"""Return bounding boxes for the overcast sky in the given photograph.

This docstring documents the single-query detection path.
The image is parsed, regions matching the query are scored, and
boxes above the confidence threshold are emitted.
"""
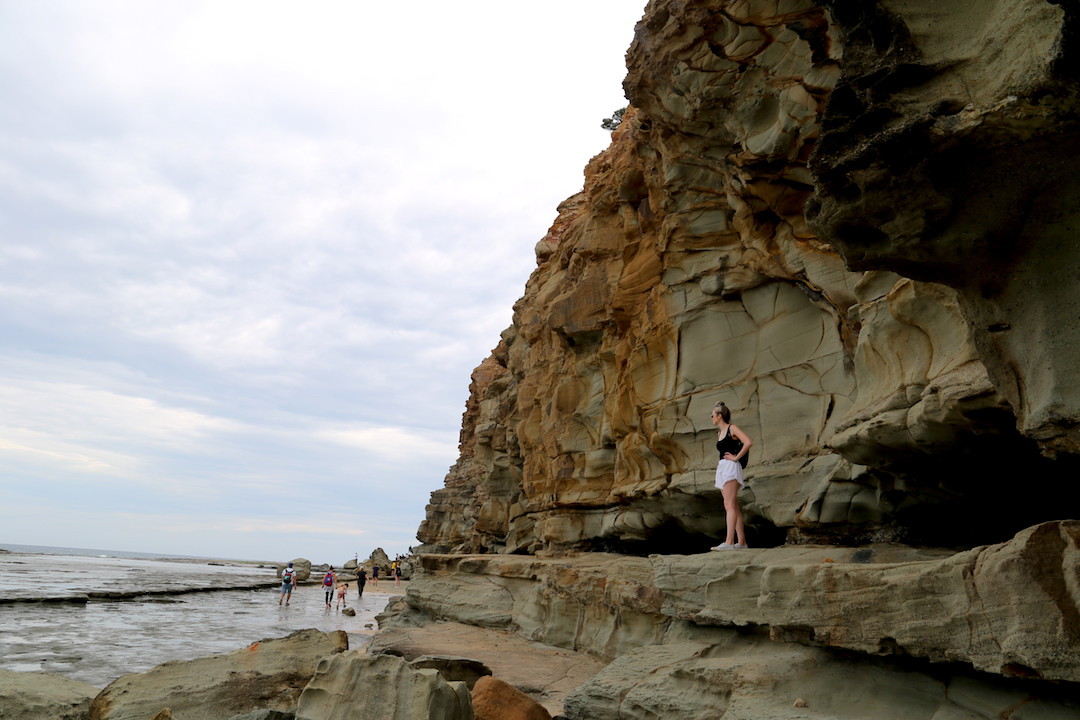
[0,1,644,563]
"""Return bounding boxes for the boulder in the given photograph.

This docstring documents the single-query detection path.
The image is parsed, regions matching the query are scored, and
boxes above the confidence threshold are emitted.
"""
[87,629,347,720]
[0,669,98,720]
[294,652,472,720]
[289,559,312,583]
[370,548,390,570]
[471,676,550,720]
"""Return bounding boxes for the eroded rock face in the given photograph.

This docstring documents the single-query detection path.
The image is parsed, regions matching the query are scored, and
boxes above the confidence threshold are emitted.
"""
[409,0,1080,713]
[403,522,1080,683]
[807,0,1080,458]
[563,640,1080,720]
[0,669,98,720]
[384,522,1080,714]
[87,629,347,720]
[366,621,607,716]
[419,0,1080,557]
[295,653,472,720]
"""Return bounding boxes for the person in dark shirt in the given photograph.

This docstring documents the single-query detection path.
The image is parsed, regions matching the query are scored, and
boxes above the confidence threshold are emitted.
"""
[356,567,367,598]
[711,401,753,550]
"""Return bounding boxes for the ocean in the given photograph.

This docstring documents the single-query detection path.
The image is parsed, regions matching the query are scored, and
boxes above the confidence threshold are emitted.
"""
[0,543,398,688]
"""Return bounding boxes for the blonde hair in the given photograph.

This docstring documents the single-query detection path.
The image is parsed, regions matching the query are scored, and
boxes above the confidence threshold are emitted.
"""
[713,401,731,422]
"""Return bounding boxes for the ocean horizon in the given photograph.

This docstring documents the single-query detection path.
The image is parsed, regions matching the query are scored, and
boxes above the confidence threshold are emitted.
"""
[0,542,277,564]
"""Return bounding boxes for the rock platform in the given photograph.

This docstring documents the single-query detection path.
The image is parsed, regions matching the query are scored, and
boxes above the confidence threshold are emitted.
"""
[368,619,607,716]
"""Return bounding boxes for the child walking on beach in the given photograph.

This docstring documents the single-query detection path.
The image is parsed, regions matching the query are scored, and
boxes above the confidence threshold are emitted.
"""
[335,582,348,610]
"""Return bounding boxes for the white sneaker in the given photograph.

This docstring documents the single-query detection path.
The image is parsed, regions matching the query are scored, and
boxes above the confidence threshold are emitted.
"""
[734,543,748,549]
[711,543,736,551]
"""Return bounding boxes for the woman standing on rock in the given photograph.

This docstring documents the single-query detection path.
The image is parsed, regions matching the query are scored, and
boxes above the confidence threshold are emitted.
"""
[711,401,752,550]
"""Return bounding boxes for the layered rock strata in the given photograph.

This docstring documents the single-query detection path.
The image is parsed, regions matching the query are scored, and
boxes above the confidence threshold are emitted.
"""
[808,0,1080,459]
[419,0,1080,557]
[295,653,472,720]
[381,522,1080,715]
[408,0,1080,716]
[420,0,1080,560]
[366,620,607,716]
[87,629,347,720]
[402,522,1080,683]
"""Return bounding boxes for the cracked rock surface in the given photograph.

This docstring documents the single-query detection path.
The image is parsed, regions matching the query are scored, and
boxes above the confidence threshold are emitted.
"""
[403,0,1080,717]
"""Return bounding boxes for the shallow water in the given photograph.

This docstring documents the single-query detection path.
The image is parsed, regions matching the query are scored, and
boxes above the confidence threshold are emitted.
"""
[0,552,400,687]
[0,550,272,600]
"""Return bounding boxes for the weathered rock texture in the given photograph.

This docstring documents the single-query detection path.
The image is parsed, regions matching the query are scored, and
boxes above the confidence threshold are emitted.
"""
[808,0,1080,460]
[295,653,472,720]
[403,522,1080,683]
[382,524,1080,716]
[416,0,1080,561]
[563,640,1079,720]
[470,676,551,720]
[0,669,98,720]
[280,559,311,583]
[367,619,607,715]
[420,0,1080,560]
[87,629,347,720]
[401,0,1080,718]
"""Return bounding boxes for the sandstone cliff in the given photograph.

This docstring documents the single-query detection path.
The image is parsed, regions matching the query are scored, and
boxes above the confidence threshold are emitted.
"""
[397,0,1080,717]
[421,0,1080,559]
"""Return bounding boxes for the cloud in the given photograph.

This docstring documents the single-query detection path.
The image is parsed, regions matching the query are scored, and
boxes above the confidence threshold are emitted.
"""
[0,435,133,476]
[233,517,367,539]
[0,377,240,450]
[0,0,645,560]
[316,425,458,462]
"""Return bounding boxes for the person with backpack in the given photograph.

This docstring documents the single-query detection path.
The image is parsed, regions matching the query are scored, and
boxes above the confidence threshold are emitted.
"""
[322,567,337,608]
[710,401,753,550]
[279,562,297,606]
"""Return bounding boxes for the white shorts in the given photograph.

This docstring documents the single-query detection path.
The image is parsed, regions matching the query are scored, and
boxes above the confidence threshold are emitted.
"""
[715,459,745,489]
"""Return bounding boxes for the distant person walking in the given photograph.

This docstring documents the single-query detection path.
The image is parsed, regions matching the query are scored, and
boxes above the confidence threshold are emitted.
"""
[279,562,297,606]
[356,567,367,598]
[322,567,337,608]
[711,401,753,550]
[371,564,379,586]
[393,562,402,587]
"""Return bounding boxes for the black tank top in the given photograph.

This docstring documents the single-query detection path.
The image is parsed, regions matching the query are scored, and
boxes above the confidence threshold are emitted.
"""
[716,427,749,468]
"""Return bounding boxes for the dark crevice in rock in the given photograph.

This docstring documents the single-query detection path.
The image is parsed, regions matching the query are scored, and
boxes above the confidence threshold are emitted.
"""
[1047,0,1080,80]
[824,646,1080,707]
